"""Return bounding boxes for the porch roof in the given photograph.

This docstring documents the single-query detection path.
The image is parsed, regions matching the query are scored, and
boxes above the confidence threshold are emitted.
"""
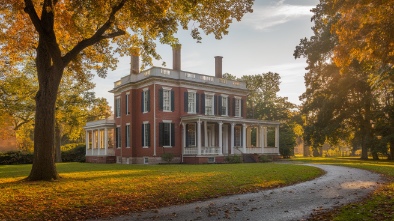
[180,115,280,126]
[84,116,115,130]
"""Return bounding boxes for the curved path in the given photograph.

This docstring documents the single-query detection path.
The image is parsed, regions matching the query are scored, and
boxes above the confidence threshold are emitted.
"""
[97,164,383,221]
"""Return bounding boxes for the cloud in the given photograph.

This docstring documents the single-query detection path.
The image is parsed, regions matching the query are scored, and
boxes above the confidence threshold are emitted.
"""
[243,1,314,31]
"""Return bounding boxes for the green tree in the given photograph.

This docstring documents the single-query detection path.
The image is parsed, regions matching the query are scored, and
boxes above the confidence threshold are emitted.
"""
[294,1,388,160]
[0,0,253,180]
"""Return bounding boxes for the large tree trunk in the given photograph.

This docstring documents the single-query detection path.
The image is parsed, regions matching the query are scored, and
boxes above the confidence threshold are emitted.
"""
[28,88,59,181]
[27,34,63,181]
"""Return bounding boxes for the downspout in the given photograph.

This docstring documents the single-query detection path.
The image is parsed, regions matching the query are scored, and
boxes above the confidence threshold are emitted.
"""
[154,83,156,156]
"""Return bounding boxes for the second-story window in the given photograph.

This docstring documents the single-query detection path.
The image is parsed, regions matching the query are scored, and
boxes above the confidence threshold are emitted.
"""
[234,97,242,117]
[221,96,228,116]
[163,89,171,111]
[115,96,121,117]
[125,93,129,115]
[142,89,150,113]
[159,87,174,112]
[205,94,214,115]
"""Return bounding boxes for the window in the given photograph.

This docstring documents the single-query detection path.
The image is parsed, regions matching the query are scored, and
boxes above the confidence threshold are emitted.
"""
[186,123,196,147]
[234,98,242,117]
[116,126,121,148]
[94,130,98,149]
[115,96,121,117]
[87,131,92,149]
[221,96,228,116]
[234,126,241,147]
[142,122,150,147]
[125,94,129,115]
[159,88,174,112]
[205,94,214,115]
[159,122,175,147]
[144,157,149,164]
[142,89,150,113]
[163,89,171,111]
[125,124,130,148]
[100,130,105,149]
[184,90,198,113]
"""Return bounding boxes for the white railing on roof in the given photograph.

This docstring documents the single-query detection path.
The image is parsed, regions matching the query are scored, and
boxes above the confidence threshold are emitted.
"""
[113,67,246,89]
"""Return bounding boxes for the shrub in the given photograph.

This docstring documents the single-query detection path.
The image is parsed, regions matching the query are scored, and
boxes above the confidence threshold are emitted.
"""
[0,151,33,165]
[224,155,242,163]
[161,153,174,163]
[61,144,86,162]
[258,155,273,163]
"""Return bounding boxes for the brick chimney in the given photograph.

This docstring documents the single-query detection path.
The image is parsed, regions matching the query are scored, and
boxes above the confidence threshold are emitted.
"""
[172,44,181,71]
[130,47,140,75]
[215,56,223,78]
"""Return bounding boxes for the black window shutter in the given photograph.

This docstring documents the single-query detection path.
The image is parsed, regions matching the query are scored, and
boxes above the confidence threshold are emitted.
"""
[241,99,244,117]
[147,90,150,112]
[184,92,188,112]
[171,90,175,112]
[171,123,175,146]
[196,93,200,113]
[201,94,205,114]
[228,97,230,115]
[185,124,189,147]
[141,124,144,146]
[214,95,218,115]
[147,123,150,147]
[218,96,222,115]
[159,123,163,146]
[141,91,144,112]
[232,97,236,116]
[159,89,163,111]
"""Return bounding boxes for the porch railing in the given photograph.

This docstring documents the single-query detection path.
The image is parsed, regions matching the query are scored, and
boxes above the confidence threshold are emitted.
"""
[183,146,220,155]
[235,146,279,154]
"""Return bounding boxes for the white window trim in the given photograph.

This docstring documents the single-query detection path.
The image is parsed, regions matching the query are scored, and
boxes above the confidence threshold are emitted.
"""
[187,91,196,114]
[115,96,121,118]
[235,98,242,117]
[162,88,172,112]
[205,93,214,116]
[143,89,149,113]
[221,95,228,116]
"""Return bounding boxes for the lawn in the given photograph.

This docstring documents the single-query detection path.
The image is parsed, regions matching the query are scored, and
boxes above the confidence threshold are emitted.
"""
[0,162,322,221]
[292,157,394,221]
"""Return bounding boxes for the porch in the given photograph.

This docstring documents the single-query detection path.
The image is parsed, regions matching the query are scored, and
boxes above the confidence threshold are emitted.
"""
[180,115,280,159]
[84,117,116,163]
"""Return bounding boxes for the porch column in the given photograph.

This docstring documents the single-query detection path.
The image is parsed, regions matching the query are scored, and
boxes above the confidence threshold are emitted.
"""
[182,123,186,151]
[85,131,89,156]
[98,129,101,155]
[275,125,280,150]
[104,128,108,155]
[218,121,223,155]
[197,119,202,155]
[264,127,268,148]
[90,130,94,155]
[204,120,208,147]
[242,124,247,153]
[230,123,235,154]
[260,126,264,153]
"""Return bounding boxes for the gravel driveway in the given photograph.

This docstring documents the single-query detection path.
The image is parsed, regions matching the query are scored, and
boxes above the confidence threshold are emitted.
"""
[94,164,383,221]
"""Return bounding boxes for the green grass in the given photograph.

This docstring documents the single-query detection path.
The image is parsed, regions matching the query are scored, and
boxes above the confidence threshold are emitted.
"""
[292,157,394,221]
[0,162,323,221]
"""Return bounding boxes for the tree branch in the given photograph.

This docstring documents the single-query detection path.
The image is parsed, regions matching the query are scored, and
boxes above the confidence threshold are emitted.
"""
[62,0,128,66]
[23,0,44,35]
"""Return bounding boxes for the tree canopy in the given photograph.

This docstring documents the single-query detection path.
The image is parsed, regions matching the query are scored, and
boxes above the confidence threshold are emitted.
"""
[0,0,253,180]
[295,0,394,160]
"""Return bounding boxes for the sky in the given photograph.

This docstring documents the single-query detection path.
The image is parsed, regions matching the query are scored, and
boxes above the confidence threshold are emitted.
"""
[92,0,319,110]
